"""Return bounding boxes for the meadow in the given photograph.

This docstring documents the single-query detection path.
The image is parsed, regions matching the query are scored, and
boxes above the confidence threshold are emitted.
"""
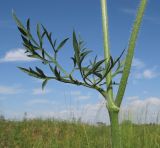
[0,118,159,148]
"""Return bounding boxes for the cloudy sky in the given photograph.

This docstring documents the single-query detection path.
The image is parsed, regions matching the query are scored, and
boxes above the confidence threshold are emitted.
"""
[0,0,160,124]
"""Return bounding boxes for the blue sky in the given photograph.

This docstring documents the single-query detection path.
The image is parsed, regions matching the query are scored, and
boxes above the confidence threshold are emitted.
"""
[0,0,160,123]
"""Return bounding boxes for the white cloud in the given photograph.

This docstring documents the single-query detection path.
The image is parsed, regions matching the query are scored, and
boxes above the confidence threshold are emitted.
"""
[143,16,160,25]
[143,69,158,79]
[5,100,109,124]
[14,95,109,124]
[77,95,91,100]
[0,85,23,95]
[127,97,160,115]
[127,96,139,101]
[121,8,160,25]
[5,95,160,124]
[126,96,160,108]
[132,58,145,69]
[0,48,36,63]
[131,58,159,79]
[134,69,159,79]
[26,99,51,106]
[121,8,136,15]
[32,88,52,95]
[66,90,91,100]
[121,96,160,123]
[70,91,81,96]
[83,103,103,111]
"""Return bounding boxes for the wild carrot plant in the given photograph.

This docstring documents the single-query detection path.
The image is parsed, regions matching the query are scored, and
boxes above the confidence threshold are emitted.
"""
[13,0,148,147]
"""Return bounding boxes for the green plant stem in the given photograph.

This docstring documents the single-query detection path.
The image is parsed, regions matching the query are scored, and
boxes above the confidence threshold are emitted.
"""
[115,0,147,107]
[101,1,121,148]
[101,0,117,111]
[101,0,111,91]
[109,111,120,148]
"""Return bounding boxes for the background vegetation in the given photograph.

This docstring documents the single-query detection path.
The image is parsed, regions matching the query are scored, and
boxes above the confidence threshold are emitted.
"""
[0,117,159,148]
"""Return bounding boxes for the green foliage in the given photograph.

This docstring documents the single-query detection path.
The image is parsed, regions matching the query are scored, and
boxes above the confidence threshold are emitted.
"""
[12,0,148,147]
[0,119,159,148]
[13,11,124,96]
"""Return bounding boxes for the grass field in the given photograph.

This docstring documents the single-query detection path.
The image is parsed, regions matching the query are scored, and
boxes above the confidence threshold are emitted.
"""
[0,118,159,148]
